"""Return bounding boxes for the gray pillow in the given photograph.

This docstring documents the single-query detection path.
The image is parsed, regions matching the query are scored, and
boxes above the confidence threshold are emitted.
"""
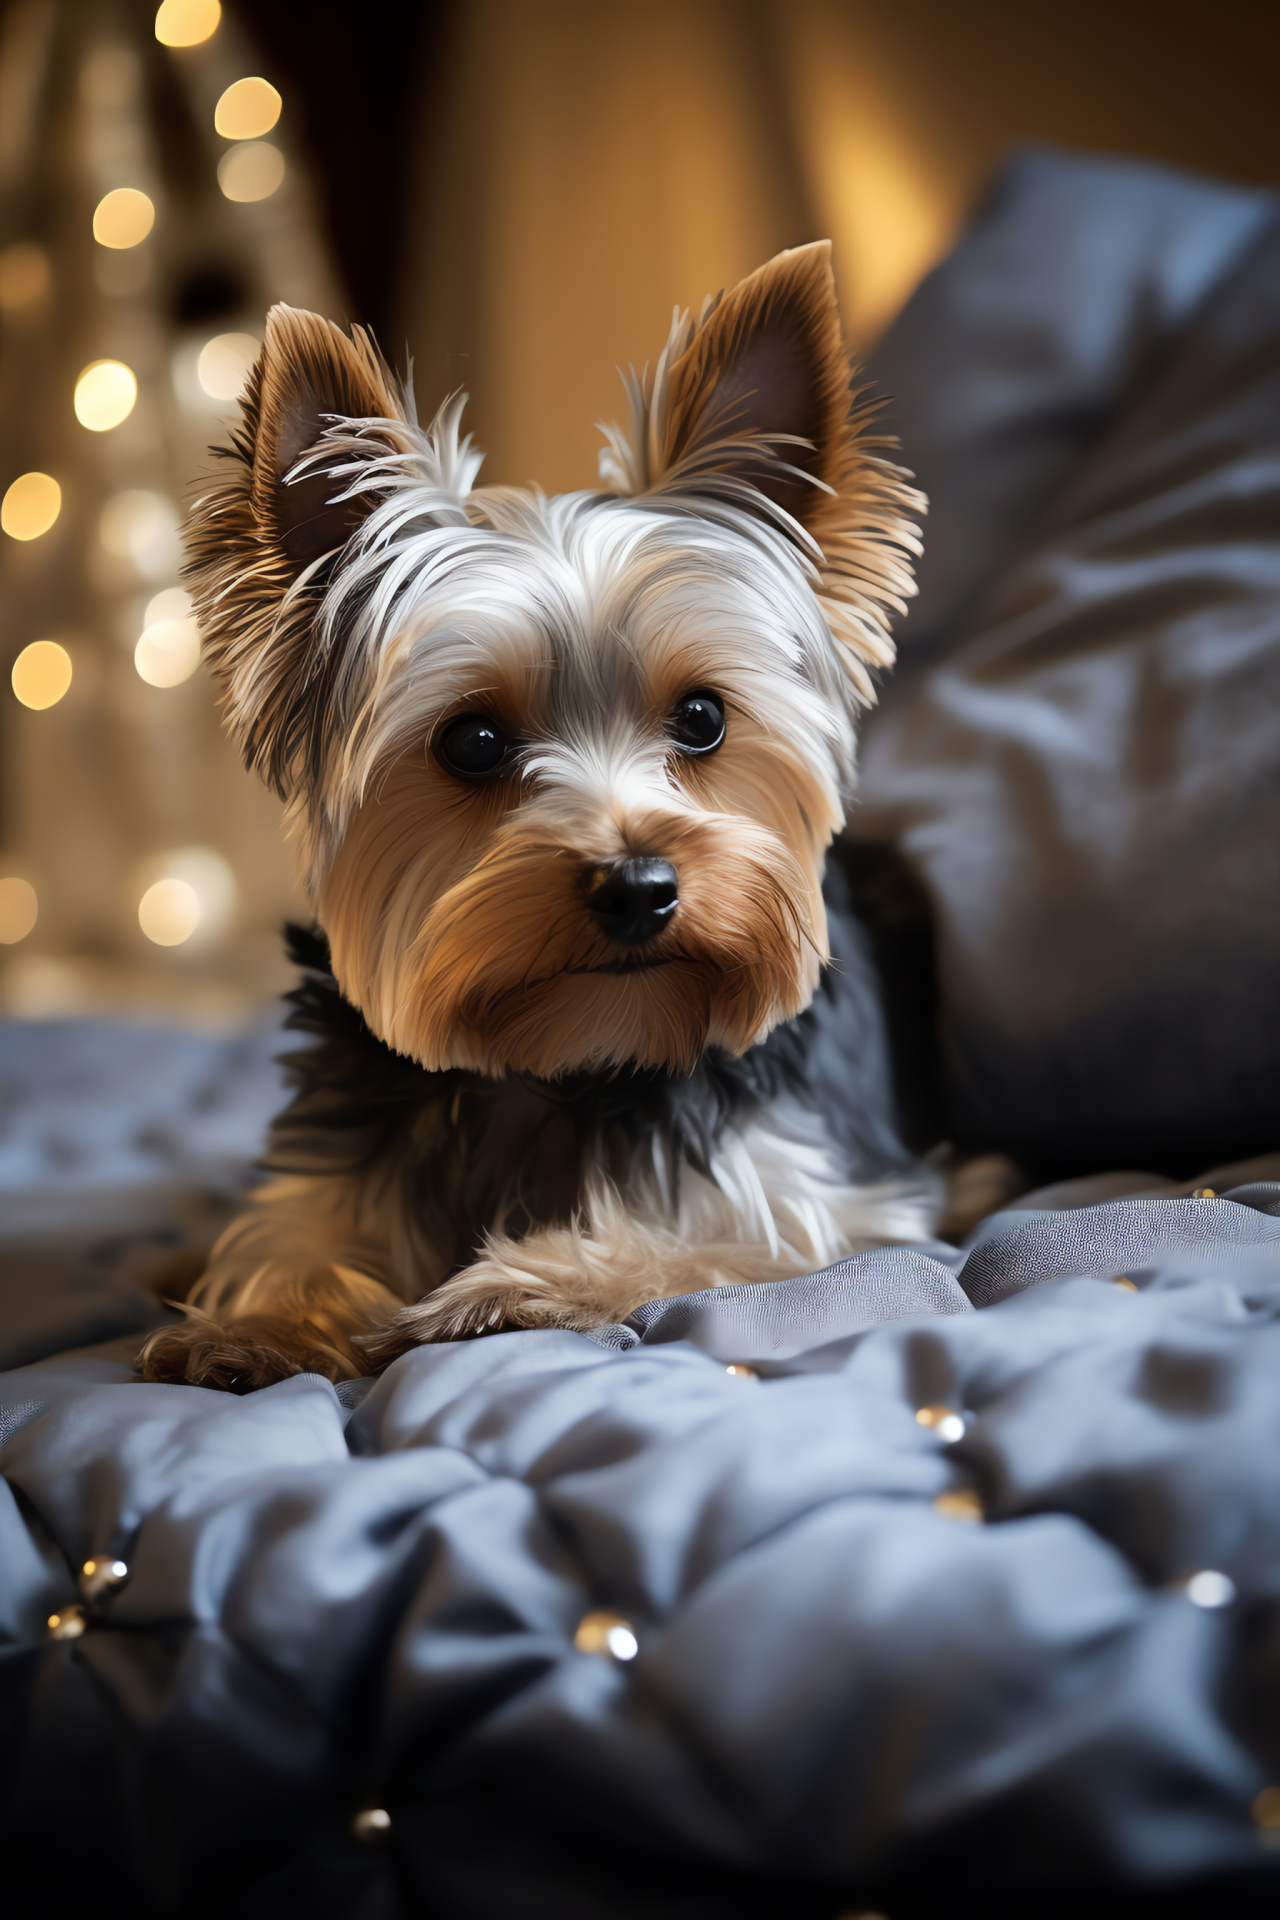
[867,146,1273,677]
[854,166,1280,1176]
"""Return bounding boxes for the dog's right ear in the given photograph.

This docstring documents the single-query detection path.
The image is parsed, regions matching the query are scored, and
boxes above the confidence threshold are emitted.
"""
[185,304,410,796]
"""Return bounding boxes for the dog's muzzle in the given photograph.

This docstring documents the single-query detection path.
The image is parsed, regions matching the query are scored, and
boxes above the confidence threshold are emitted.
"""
[583,857,678,946]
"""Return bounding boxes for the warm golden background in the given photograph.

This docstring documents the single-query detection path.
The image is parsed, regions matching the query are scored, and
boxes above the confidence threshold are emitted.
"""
[0,0,1276,1017]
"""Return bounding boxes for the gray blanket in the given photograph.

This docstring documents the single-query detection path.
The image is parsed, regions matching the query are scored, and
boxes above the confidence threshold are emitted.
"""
[3,1181,1280,1916]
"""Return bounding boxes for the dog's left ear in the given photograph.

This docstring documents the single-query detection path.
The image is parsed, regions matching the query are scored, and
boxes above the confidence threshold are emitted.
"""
[656,241,850,531]
[185,305,412,795]
[603,241,923,691]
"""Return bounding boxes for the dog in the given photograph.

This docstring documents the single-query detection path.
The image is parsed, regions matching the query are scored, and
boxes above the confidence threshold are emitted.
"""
[140,241,936,1393]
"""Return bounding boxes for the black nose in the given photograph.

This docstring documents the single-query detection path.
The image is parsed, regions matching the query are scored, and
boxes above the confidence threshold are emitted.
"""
[584,857,679,946]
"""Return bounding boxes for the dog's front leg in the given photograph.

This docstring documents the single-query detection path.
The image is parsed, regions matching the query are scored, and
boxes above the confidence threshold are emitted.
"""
[138,1173,413,1391]
[357,1191,786,1364]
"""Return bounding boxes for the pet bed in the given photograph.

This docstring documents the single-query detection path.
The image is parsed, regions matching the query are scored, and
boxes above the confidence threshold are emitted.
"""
[4,149,1280,1918]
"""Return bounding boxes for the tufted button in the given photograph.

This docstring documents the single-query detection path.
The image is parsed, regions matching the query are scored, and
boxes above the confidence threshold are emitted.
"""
[79,1555,130,1603]
[1112,1275,1138,1292]
[1190,1187,1217,1200]
[1185,1569,1236,1609]
[915,1404,965,1443]
[46,1605,87,1641]
[933,1488,983,1524]
[574,1609,639,1661]
[725,1363,758,1380]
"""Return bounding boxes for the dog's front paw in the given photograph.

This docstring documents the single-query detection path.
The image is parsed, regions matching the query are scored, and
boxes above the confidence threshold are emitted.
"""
[138,1312,368,1394]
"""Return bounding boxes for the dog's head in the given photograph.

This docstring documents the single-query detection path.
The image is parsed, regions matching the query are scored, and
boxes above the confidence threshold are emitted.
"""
[185,243,921,1077]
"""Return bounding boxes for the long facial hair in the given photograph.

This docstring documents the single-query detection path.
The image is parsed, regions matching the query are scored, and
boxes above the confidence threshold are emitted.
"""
[182,242,923,1087]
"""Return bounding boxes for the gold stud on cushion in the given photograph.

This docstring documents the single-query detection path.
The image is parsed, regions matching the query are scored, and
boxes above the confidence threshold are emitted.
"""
[933,1488,983,1524]
[725,1362,758,1380]
[46,1606,87,1640]
[574,1609,639,1661]
[1254,1786,1280,1833]
[915,1404,965,1442]
[79,1555,130,1603]
[1190,1187,1217,1199]
[1112,1276,1138,1292]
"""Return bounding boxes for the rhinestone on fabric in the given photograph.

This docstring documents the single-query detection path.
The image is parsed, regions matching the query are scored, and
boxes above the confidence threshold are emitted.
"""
[575,1610,639,1661]
[916,1404,965,1442]
[1185,1570,1236,1609]
[46,1606,87,1640]
[80,1555,130,1603]
[351,1807,391,1843]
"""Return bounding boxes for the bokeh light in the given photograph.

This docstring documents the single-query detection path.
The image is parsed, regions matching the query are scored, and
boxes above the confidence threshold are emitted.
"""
[74,360,138,432]
[217,141,285,204]
[1,472,61,541]
[214,78,281,141]
[0,877,38,944]
[93,187,156,249]
[138,877,200,945]
[99,490,180,580]
[12,640,73,711]
[0,242,50,311]
[154,0,221,47]
[137,847,236,946]
[196,331,259,401]
[144,586,193,625]
[135,617,200,687]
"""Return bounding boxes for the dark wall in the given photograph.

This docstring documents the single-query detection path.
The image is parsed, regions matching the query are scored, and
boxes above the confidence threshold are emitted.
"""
[235,0,447,341]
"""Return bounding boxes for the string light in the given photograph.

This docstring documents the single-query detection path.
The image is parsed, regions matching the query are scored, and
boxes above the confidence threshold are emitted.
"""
[154,0,221,47]
[0,877,38,944]
[135,617,200,687]
[144,586,192,625]
[196,331,259,400]
[74,359,137,432]
[99,490,179,580]
[1,472,61,541]
[137,847,236,946]
[12,640,73,711]
[214,78,281,140]
[217,141,285,204]
[0,242,50,311]
[93,188,156,249]
[138,877,200,945]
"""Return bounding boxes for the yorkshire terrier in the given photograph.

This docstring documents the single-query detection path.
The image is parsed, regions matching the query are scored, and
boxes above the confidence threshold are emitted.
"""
[140,241,936,1393]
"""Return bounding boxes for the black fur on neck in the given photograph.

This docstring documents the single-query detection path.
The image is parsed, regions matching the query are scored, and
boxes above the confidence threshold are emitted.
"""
[266,863,909,1278]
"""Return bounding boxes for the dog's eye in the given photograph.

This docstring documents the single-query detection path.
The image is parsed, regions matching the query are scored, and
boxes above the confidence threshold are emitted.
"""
[669,690,725,755]
[436,713,512,778]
